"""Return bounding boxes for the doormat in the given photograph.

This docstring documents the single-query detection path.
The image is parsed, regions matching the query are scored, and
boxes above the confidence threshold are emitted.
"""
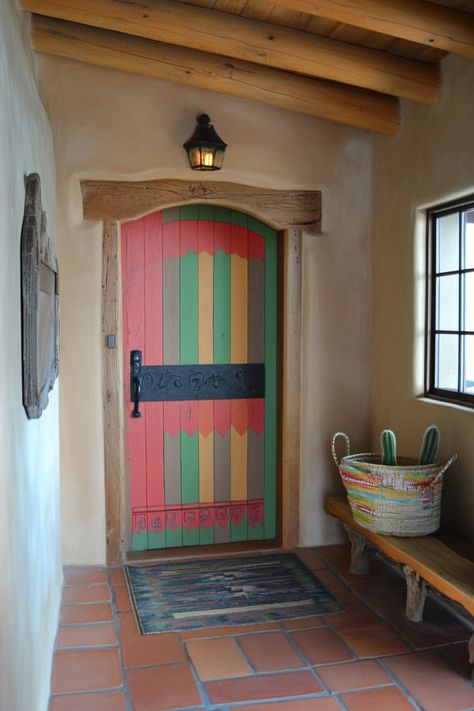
[125,553,344,634]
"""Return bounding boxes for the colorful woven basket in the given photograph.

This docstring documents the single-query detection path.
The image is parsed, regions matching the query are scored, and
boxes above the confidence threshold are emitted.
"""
[332,432,456,537]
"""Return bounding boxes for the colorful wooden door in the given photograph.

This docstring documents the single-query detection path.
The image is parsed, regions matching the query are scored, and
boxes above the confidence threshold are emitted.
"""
[122,205,278,550]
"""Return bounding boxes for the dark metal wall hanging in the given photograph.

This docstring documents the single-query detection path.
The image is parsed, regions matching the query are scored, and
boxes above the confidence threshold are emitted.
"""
[21,173,59,419]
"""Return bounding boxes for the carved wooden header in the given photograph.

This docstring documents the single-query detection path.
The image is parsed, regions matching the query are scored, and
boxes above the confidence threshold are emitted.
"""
[81,179,321,233]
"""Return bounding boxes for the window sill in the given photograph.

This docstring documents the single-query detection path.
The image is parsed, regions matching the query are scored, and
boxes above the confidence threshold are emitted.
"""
[417,395,474,413]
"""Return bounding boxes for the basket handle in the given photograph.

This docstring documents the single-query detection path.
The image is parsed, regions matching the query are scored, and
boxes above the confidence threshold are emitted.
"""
[431,454,457,486]
[332,432,351,466]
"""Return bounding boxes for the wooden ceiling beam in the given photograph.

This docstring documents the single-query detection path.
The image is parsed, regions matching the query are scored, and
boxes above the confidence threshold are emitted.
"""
[21,0,439,104]
[31,16,400,135]
[269,0,474,59]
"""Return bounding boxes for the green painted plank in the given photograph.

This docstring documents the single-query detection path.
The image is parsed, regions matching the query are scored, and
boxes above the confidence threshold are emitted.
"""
[213,206,231,224]
[264,227,278,540]
[181,432,199,504]
[247,524,264,541]
[213,250,231,363]
[132,531,148,551]
[247,216,275,240]
[200,527,215,545]
[165,526,183,548]
[230,209,248,228]
[180,204,200,221]
[162,206,179,224]
[147,531,166,549]
[231,511,248,542]
[180,251,198,364]
[198,204,214,221]
[182,528,200,546]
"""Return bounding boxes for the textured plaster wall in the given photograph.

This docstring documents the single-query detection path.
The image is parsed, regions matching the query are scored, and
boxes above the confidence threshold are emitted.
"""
[38,56,373,562]
[0,3,62,710]
[373,54,474,542]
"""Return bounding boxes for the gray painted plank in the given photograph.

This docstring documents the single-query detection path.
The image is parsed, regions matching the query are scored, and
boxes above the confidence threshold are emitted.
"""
[248,259,264,363]
[247,430,265,500]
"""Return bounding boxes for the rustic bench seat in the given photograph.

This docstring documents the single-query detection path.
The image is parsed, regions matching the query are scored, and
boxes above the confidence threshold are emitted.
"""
[324,495,474,678]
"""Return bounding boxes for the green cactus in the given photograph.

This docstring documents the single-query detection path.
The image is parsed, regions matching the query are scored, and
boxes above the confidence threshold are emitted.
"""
[381,429,397,466]
[419,425,440,465]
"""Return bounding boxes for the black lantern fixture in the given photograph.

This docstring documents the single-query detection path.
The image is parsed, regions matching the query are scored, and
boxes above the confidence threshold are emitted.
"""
[183,114,227,171]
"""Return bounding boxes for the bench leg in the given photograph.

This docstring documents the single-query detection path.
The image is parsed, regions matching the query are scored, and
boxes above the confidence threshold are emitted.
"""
[343,524,371,574]
[469,633,474,681]
[404,565,427,622]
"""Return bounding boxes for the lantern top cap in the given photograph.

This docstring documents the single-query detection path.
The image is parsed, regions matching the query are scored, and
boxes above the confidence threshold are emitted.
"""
[183,114,227,151]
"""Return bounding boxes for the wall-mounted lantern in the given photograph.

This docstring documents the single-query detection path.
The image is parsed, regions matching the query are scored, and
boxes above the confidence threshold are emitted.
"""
[183,114,227,171]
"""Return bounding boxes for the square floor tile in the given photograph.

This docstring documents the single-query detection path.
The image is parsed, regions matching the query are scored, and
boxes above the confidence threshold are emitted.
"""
[186,637,251,680]
[240,699,341,710]
[317,659,393,691]
[62,585,111,604]
[64,568,107,586]
[119,612,184,668]
[51,648,122,694]
[49,691,126,710]
[206,671,323,704]
[127,663,202,710]
[55,623,117,649]
[384,650,474,711]
[291,628,355,665]
[237,631,305,672]
[341,686,417,710]
[335,620,409,657]
[60,603,113,625]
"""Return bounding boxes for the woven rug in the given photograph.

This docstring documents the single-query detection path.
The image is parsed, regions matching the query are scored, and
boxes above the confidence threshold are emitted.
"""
[125,553,344,634]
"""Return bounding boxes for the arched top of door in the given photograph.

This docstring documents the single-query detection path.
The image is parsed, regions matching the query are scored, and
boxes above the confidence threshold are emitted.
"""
[81,178,321,234]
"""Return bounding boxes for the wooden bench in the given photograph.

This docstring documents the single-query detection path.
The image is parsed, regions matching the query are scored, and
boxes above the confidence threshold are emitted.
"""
[324,496,474,679]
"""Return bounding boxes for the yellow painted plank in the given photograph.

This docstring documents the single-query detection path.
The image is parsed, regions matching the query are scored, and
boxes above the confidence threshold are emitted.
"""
[231,253,248,363]
[231,428,248,501]
[199,431,214,503]
[199,251,214,364]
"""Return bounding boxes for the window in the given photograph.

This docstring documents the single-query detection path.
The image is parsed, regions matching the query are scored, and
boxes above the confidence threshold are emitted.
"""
[427,196,474,407]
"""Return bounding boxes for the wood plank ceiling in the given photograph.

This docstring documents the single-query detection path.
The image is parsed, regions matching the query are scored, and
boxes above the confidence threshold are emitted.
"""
[19,0,474,134]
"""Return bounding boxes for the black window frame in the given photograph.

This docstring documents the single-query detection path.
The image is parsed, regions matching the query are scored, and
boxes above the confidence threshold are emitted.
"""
[426,195,474,408]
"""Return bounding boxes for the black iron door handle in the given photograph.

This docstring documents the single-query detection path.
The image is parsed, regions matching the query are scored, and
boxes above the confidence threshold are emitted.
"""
[130,350,142,418]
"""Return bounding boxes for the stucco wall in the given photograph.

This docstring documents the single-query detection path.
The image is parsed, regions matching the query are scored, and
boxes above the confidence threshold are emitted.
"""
[373,54,474,542]
[0,3,62,710]
[37,55,373,562]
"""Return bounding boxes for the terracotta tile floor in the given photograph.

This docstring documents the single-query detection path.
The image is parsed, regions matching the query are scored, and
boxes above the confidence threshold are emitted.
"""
[49,545,474,711]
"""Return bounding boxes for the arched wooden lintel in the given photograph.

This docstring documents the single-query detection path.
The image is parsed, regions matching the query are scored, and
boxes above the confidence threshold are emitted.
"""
[89,178,321,563]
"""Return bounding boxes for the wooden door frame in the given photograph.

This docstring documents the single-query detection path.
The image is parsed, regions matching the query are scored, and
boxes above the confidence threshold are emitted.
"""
[85,178,321,563]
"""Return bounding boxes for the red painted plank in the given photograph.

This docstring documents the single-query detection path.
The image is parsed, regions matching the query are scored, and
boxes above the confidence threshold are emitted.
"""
[144,211,163,365]
[247,398,265,435]
[122,219,147,509]
[145,402,164,508]
[214,399,232,437]
[163,401,181,437]
[144,212,165,509]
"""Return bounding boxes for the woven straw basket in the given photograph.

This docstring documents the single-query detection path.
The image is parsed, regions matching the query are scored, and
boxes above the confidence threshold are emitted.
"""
[332,432,457,537]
